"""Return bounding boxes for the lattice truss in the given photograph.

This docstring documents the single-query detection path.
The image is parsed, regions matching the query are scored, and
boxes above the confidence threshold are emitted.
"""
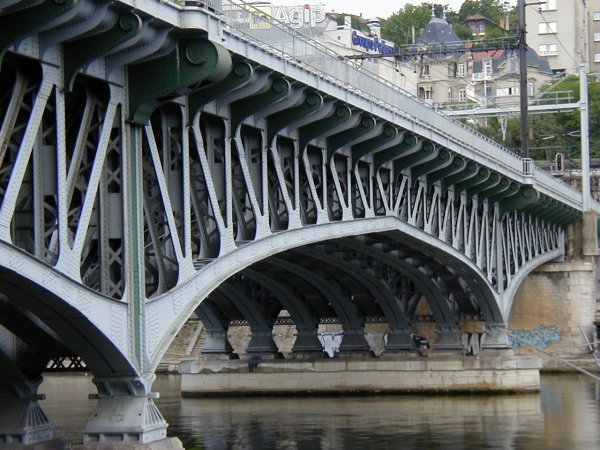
[0,57,562,313]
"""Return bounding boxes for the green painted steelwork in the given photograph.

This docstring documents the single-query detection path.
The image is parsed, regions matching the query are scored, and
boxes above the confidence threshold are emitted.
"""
[230,76,290,134]
[266,90,323,145]
[393,141,435,175]
[478,176,511,201]
[128,38,232,125]
[373,133,420,170]
[326,115,376,160]
[467,171,500,200]
[499,186,540,217]
[298,103,351,153]
[442,161,479,193]
[454,167,490,196]
[489,181,520,204]
[188,60,253,122]
[350,124,397,166]
[63,12,143,91]
[425,154,465,190]
[411,148,451,183]
[0,0,77,65]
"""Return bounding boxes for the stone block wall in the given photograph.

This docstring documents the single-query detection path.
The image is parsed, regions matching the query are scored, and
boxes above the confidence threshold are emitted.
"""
[509,261,597,367]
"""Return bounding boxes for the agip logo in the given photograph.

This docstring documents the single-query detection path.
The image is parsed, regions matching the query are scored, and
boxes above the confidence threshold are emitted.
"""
[274,4,326,29]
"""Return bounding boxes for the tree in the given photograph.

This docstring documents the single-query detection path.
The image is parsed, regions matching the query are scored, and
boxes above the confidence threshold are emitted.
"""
[458,0,514,24]
[381,3,439,46]
[474,75,600,162]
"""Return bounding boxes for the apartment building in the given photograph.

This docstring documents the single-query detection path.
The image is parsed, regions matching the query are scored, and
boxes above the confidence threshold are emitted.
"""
[525,0,590,75]
[590,0,600,72]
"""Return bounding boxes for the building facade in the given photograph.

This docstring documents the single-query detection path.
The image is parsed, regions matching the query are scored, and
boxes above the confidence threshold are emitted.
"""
[590,0,600,72]
[525,0,591,75]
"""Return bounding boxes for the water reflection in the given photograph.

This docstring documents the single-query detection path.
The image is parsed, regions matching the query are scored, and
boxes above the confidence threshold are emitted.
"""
[42,374,600,449]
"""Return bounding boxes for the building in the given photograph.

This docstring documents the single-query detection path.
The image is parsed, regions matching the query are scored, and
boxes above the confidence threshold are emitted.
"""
[590,0,600,72]
[413,14,553,110]
[525,0,592,76]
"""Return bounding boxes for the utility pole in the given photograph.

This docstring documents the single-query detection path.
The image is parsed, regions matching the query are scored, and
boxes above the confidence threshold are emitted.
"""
[518,0,529,157]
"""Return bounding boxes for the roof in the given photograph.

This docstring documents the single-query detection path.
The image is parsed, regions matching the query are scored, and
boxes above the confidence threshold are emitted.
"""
[416,16,462,47]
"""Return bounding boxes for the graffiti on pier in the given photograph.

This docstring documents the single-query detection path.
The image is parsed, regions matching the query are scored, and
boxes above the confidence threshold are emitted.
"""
[510,326,561,349]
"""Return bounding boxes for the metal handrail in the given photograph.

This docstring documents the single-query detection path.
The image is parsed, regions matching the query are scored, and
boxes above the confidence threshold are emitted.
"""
[165,0,584,207]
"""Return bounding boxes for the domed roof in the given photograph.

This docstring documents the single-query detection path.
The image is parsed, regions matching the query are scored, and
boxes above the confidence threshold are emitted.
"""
[416,16,462,47]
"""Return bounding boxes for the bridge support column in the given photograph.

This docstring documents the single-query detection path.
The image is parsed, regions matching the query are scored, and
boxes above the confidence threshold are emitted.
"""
[202,328,235,355]
[0,376,53,445]
[384,327,414,351]
[432,326,462,350]
[338,328,371,353]
[83,376,168,445]
[245,329,282,359]
[481,324,511,349]
[290,326,324,355]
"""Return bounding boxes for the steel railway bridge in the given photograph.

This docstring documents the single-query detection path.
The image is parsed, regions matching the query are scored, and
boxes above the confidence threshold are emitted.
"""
[0,0,590,444]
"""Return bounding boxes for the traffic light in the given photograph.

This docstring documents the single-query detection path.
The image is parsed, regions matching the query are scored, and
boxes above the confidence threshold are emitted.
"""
[555,152,564,172]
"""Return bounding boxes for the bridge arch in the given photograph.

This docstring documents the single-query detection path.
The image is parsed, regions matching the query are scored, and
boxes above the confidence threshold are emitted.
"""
[148,215,502,370]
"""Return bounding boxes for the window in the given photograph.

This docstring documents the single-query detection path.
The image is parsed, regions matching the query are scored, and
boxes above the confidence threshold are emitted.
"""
[458,88,467,102]
[483,59,492,78]
[448,87,452,101]
[595,53,600,63]
[548,44,558,55]
[594,11,600,21]
[539,45,548,56]
[538,22,557,34]
[540,0,556,10]
[595,32,600,42]
[458,62,466,77]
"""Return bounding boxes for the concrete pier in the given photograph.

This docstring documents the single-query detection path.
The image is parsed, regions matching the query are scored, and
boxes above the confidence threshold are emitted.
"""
[179,353,542,396]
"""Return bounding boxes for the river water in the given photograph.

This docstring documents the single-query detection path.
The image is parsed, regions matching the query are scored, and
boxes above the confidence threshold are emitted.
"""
[41,373,600,449]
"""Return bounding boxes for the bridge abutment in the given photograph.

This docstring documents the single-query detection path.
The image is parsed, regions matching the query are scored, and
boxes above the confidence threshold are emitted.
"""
[82,376,168,445]
[0,376,53,446]
[509,212,599,369]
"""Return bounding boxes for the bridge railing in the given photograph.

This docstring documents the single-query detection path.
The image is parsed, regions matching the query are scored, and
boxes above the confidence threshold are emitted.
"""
[173,0,584,208]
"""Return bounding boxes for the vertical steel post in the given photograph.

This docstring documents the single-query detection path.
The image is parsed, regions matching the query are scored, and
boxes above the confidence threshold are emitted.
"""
[519,0,529,157]
[580,63,591,211]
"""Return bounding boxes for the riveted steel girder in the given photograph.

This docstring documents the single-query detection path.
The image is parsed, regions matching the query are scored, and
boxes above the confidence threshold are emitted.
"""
[128,38,232,125]
[188,59,253,122]
[393,141,436,173]
[499,186,540,217]
[411,147,452,183]
[373,133,420,170]
[442,160,479,193]
[426,154,465,190]
[478,176,511,201]
[266,90,323,145]
[0,0,77,64]
[63,12,143,91]
[326,114,376,161]
[489,180,520,204]
[454,167,490,196]
[351,124,398,165]
[298,103,351,152]
[230,76,291,133]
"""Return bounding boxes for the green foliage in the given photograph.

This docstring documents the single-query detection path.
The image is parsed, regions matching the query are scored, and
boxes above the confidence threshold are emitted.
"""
[474,75,600,162]
[335,15,370,34]
[458,0,514,24]
[453,23,474,41]
[381,3,438,46]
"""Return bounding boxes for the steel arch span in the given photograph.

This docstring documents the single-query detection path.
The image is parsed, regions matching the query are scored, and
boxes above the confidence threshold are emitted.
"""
[0,0,584,444]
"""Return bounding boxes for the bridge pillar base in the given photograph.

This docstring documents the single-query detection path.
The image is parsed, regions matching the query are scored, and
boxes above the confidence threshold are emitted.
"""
[0,378,53,445]
[201,329,235,354]
[481,325,511,349]
[291,329,323,353]
[432,326,462,350]
[83,377,167,445]
[384,331,414,351]
[338,331,370,353]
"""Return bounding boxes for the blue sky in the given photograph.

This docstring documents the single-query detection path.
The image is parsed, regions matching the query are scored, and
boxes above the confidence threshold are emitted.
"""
[275,1,517,20]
